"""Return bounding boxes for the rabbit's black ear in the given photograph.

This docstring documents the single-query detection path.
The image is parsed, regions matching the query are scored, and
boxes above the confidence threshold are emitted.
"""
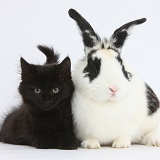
[109,18,146,51]
[68,9,100,48]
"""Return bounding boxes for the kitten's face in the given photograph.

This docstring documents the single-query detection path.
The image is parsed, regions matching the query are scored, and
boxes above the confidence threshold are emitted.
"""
[19,57,73,111]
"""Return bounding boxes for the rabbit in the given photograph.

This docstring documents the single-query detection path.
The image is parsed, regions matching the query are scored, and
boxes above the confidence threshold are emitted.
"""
[68,9,160,149]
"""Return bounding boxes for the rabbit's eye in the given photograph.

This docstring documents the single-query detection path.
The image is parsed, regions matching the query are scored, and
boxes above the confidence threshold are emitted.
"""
[34,88,41,94]
[52,88,59,94]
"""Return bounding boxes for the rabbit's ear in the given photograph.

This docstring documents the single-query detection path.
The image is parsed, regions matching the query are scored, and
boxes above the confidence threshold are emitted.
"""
[109,18,146,52]
[68,9,100,49]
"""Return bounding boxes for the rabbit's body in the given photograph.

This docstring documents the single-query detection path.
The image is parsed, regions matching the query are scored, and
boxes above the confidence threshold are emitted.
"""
[72,52,160,148]
[69,9,160,148]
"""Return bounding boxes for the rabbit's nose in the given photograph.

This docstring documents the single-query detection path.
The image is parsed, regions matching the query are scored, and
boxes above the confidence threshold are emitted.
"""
[109,87,119,93]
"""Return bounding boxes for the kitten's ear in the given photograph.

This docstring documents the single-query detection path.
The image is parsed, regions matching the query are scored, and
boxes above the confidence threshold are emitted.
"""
[58,57,71,79]
[20,57,35,81]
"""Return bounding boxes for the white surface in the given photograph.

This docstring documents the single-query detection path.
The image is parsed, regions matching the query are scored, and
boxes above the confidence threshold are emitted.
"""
[0,142,160,160]
[0,0,160,159]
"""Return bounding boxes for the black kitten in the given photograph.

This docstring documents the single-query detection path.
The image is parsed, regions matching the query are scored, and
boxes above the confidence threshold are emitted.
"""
[0,46,78,149]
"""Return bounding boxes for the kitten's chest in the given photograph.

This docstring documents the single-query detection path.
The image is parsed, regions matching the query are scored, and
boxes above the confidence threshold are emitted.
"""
[31,110,70,129]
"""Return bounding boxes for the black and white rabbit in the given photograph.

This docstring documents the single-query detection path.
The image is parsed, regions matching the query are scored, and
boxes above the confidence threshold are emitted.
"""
[68,9,160,149]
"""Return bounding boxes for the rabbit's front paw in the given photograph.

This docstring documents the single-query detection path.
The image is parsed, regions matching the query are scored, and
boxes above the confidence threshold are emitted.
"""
[112,138,131,148]
[141,131,160,147]
[81,139,100,149]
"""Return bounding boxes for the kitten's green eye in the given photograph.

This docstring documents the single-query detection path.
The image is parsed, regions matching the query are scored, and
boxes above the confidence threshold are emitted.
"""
[52,88,59,94]
[34,88,41,94]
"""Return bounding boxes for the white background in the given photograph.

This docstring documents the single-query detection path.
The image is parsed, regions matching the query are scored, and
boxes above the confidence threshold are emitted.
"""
[0,0,160,159]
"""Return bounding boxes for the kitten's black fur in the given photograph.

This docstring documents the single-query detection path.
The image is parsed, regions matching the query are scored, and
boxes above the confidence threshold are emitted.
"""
[0,46,78,149]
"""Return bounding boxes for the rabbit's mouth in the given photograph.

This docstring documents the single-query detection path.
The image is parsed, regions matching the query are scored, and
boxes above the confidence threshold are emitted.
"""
[109,87,119,98]
[111,92,117,97]
[110,93,118,100]
[108,91,121,101]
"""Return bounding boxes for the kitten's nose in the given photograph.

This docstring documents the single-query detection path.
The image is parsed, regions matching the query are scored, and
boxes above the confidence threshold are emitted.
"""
[43,98,51,105]
[44,100,50,105]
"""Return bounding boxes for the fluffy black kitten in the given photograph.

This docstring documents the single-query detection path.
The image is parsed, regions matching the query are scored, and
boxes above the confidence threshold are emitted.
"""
[0,46,78,149]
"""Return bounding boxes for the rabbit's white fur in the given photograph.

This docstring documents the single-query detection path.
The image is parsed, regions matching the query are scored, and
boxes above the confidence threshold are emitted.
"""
[72,48,160,148]
[69,9,160,148]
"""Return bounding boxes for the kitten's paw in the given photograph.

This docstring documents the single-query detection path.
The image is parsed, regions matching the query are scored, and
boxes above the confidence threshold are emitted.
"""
[58,136,79,150]
[141,131,160,147]
[81,139,100,149]
[112,138,131,148]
